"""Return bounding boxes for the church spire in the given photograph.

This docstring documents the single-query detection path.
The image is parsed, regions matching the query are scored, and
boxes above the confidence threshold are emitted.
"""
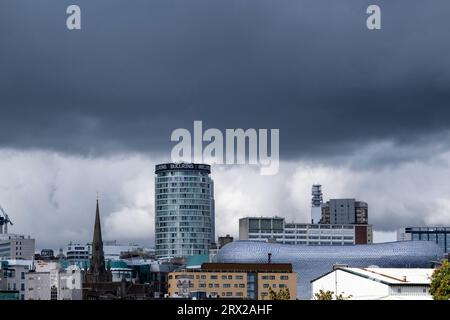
[90,198,106,276]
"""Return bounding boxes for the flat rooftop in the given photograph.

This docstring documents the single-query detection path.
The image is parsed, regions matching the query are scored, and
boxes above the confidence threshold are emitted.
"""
[201,262,293,273]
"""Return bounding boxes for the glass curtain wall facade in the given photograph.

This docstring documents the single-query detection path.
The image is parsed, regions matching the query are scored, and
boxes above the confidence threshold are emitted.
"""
[398,227,450,254]
[155,163,215,259]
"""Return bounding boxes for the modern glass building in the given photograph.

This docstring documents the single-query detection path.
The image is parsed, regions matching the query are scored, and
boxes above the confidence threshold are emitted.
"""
[216,240,443,300]
[155,163,215,259]
[397,227,450,254]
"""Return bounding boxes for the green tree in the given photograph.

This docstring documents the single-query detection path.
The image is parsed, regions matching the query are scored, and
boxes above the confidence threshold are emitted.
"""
[268,287,291,300]
[314,290,333,300]
[281,287,291,300]
[314,290,352,300]
[430,260,450,300]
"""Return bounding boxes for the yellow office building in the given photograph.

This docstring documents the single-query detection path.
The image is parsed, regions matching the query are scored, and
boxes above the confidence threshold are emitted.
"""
[167,263,297,300]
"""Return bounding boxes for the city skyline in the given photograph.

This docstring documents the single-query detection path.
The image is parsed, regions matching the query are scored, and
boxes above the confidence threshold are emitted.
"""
[1,163,445,250]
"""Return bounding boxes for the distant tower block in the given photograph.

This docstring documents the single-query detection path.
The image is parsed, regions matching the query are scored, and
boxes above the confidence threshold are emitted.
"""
[311,185,323,224]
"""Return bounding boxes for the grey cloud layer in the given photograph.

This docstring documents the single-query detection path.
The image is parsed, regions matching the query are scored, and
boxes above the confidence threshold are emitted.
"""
[2,148,449,248]
[1,0,450,161]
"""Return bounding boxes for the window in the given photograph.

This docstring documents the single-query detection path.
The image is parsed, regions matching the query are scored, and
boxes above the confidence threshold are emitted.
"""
[263,284,269,288]
[221,275,227,280]
[210,275,217,280]
[223,284,231,288]
[280,276,289,280]
[51,286,58,300]
[235,275,243,280]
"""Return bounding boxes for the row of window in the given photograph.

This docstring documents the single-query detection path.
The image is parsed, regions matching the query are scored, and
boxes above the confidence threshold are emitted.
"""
[173,291,243,297]
[170,274,245,280]
[156,228,212,233]
[156,199,211,205]
[156,233,211,240]
[156,243,210,249]
[261,275,290,280]
[262,283,287,288]
[157,249,208,256]
[157,176,206,182]
[249,235,354,240]
[157,216,209,222]
[157,224,210,230]
[157,193,211,200]
[281,235,354,240]
[156,182,210,188]
[156,205,211,211]
[194,283,246,289]
[156,210,211,216]
[156,239,210,245]
[7,283,25,291]
[156,188,210,194]
[281,241,355,245]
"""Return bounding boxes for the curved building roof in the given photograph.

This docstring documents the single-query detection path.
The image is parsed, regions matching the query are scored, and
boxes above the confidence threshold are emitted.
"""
[216,240,443,300]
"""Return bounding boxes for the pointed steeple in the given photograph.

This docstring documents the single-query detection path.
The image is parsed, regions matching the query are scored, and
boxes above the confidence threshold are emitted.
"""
[90,199,106,276]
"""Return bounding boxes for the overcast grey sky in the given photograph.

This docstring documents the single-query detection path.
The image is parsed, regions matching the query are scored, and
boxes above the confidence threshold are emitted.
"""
[1,1,450,249]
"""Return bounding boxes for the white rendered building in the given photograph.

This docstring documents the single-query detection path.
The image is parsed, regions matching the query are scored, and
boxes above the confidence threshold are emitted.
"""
[311,267,434,300]
[0,234,35,260]
[25,264,83,300]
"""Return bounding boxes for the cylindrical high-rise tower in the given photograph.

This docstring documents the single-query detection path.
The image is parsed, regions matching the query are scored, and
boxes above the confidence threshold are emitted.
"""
[154,163,215,259]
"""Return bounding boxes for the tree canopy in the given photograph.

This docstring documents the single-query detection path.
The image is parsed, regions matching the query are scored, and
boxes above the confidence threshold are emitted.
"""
[430,260,450,300]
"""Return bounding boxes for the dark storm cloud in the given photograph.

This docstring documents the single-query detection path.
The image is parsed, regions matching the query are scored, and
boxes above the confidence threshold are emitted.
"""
[1,0,450,162]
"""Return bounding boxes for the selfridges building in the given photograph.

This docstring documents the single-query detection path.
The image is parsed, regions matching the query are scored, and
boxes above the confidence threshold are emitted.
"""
[216,240,443,299]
